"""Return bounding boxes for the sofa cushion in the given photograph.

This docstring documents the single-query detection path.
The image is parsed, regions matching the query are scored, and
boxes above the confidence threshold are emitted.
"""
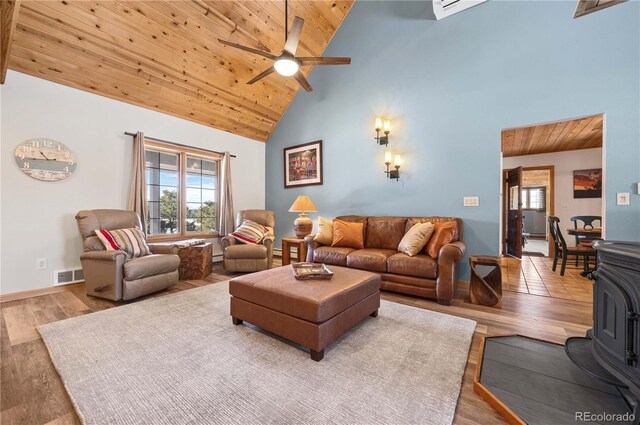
[96,227,150,259]
[425,221,457,259]
[398,222,435,256]
[225,244,267,259]
[314,216,333,245]
[406,217,461,241]
[347,249,397,273]
[387,253,438,279]
[123,254,180,281]
[365,217,407,250]
[332,220,365,249]
[230,219,269,244]
[313,246,354,266]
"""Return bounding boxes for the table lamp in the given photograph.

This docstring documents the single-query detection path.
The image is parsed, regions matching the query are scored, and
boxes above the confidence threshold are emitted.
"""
[289,195,318,238]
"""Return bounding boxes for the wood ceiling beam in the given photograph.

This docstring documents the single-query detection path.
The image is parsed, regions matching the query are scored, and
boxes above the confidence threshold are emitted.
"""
[0,0,21,84]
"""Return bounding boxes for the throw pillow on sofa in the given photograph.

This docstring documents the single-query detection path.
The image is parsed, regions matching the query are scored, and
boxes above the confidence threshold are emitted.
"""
[331,219,364,249]
[425,221,457,259]
[230,219,269,244]
[96,227,151,259]
[398,222,435,256]
[314,216,333,245]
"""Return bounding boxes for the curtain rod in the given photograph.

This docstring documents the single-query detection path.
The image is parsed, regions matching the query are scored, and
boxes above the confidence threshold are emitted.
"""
[124,132,237,158]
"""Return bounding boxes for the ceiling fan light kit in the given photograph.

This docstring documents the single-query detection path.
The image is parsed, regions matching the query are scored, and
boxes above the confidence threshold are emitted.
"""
[218,0,351,93]
[274,57,300,77]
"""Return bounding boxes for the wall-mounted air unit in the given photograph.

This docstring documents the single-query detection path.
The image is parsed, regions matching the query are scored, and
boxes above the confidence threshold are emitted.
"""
[53,268,84,286]
[433,0,487,20]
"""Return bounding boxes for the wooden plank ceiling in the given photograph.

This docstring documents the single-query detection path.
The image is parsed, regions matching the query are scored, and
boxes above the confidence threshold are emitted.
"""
[6,0,354,141]
[501,114,603,158]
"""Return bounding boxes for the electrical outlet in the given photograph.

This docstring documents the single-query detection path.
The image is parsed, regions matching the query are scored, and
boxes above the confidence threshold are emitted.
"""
[561,203,569,210]
[36,258,47,270]
[463,197,479,207]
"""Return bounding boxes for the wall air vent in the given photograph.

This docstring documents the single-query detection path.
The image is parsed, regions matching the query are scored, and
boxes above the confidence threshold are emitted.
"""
[54,268,84,286]
[433,0,487,20]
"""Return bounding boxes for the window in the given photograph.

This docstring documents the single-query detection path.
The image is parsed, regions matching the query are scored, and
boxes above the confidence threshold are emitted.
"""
[145,143,219,238]
[522,187,546,211]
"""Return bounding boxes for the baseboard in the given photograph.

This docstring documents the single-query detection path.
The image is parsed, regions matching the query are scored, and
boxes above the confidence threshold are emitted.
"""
[0,282,84,303]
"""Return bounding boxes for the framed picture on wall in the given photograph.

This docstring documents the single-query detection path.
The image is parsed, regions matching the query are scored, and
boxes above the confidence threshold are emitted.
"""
[573,168,602,198]
[283,140,323,188]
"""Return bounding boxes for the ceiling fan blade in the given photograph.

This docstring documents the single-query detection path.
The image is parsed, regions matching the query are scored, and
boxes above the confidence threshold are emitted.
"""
[293,71,313,92]
[247,66,276,85]
[284,17,304,55]
[218,39,277,60]
[298,57,352,66]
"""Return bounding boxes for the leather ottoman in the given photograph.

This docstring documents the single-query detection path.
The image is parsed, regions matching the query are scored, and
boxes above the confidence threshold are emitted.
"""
[229,265,381,361]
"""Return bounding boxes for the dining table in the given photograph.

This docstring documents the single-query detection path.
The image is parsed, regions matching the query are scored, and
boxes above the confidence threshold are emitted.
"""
[566,227,602,277]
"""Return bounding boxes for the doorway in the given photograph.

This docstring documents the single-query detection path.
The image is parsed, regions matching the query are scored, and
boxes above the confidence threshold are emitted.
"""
[502,166,554,257]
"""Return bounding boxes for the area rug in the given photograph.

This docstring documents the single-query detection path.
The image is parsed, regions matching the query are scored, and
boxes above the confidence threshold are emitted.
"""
[38,281,476,425]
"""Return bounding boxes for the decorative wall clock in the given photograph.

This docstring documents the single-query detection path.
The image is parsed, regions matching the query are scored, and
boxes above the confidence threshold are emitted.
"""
[14,138,77,181]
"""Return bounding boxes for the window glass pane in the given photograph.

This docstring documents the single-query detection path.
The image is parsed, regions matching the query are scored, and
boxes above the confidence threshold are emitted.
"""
[186,203,201,219]
[148,201,160,219]
[200,201,215,217]
[200,216,215,233]
[186,173,201,188]
[148,218,160,236]
[160,153,177,170]
[186,156,201,172]
[160,170,178,187]
[186,187,201,203]
[202,175,216,190]
[202,189,215,203]
[145,151,159,168]
[202,159,215,175]
[147,168,159,186]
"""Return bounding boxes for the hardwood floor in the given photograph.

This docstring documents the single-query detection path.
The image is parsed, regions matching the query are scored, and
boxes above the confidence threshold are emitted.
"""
[0,257,592,425]
[503,255,594,302]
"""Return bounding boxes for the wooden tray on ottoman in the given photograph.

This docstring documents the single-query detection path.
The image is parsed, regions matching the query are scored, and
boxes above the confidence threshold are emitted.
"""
[291,262,334,280]
[229,265,380,361]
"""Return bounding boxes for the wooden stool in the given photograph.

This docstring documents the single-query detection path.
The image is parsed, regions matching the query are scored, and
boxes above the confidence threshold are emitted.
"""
[281,237,307,266]
[177,242,212,279]
[469,255,503,307]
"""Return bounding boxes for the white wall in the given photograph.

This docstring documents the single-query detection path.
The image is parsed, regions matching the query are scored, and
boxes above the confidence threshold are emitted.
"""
[1,71,265,295]
[503,148,603,247]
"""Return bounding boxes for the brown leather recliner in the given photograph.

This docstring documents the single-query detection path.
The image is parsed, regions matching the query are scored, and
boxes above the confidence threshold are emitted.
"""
[222,210,275,272]
[304,216,466,305]
[75,209,180,301]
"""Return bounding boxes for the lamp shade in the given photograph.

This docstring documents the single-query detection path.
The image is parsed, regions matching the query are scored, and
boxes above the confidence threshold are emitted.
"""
[289,195,317,212]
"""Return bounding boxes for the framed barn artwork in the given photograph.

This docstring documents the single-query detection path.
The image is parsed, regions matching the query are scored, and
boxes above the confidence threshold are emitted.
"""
[283,140,323,188]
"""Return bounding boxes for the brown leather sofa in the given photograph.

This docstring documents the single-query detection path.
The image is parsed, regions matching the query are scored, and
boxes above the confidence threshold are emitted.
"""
[222,210,275,272]
[304,216,465,305]
[75,209,180,301]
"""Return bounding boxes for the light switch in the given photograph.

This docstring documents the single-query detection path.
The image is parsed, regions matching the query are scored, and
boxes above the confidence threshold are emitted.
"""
[617,193,630,205]
[464,197,479,207]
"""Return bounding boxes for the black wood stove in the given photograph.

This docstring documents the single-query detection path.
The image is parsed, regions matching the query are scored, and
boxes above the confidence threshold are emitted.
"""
[566,241,640,422]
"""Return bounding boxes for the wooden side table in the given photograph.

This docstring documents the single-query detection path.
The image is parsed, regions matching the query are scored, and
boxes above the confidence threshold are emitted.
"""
[281,237,307,266]
[177,242,212,279]
[469,255,503,307]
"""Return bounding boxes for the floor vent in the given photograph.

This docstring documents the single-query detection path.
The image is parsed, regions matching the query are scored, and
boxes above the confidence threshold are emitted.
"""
[54,268,84,286]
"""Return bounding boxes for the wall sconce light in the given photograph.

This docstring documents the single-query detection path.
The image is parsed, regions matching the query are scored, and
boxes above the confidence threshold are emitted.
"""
[374,117,391,146]
[384,150,401,181]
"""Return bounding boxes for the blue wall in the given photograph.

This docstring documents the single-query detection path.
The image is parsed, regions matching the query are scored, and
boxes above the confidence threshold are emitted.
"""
[266,0,640,279]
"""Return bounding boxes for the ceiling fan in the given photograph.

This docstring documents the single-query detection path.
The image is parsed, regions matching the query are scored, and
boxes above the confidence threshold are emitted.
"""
[218,0,351,93]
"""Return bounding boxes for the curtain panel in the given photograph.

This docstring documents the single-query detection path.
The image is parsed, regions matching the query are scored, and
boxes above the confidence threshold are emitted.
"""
[128,131,148,233]
[218,152,234,235]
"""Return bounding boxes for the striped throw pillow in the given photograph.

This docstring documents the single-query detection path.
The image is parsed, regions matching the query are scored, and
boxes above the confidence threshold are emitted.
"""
[95,227,151,259]
[230,220,269,244]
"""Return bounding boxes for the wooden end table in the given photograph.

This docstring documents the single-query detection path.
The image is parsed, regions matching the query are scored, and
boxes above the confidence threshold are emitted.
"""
[281,237,307,266]
[469,255,503,307]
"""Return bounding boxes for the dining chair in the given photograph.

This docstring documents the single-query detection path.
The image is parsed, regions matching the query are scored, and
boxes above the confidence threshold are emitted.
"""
[570,215,602,247]
[548,216,597,276]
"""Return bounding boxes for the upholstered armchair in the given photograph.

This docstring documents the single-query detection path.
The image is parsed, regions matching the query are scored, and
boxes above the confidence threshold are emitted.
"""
[222,210,275,272]
[75,209,180,301]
